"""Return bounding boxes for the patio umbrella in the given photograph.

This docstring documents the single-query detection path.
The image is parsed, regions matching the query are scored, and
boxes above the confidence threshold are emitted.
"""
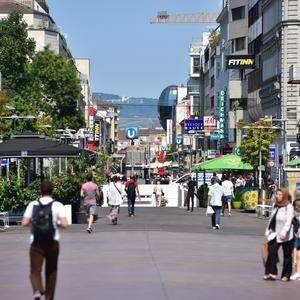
[286,157,300,167]
[193,155,253,172]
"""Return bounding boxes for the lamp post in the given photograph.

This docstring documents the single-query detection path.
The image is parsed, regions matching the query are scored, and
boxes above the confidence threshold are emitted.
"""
[0,115,36,134]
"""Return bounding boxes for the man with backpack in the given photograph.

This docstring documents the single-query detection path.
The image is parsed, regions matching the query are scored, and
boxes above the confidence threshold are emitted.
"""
[125,176,140,217]
[22,181,68,300]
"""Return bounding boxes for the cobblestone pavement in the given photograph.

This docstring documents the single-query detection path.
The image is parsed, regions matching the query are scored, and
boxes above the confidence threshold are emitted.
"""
[0,208,299,300]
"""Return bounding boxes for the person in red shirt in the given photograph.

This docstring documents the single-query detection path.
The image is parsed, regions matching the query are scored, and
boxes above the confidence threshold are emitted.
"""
[125,176,140,217]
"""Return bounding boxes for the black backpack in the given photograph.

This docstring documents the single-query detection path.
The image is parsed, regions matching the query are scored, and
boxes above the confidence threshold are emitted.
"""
[127,182,136,198]
[31,200,55,242]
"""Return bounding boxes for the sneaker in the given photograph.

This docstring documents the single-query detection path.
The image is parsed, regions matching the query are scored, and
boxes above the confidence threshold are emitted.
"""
[215,224,220,230]
[263,274,277,281]
[33,291,41,300]
[290,273,300,281]
[86,228,92,234]
[212,226,217,230]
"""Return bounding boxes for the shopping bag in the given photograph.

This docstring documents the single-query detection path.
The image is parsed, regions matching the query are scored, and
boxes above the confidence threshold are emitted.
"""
[206,206,214,216]
[261,243,268,266]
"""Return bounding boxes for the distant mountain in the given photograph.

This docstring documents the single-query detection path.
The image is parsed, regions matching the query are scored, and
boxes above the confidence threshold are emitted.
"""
[93,93,161,129]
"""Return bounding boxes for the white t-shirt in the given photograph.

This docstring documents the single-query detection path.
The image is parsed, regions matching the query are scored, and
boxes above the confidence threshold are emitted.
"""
[106,182,126,206]
[23,196,66,244]
[222,180,234,196]
[208,183,224,206]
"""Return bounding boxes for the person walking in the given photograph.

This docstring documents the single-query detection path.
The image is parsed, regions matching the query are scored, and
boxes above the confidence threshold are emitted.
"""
[207,177,224,230]
[221,175,234,216]
[186,176,197,212]
[106,175,126,225]
[22,181,68,300]
[80,173,100,233]
[125,176,140,217]
[264,188,294,281]
[153,182,163,207]
[290,194,300,280]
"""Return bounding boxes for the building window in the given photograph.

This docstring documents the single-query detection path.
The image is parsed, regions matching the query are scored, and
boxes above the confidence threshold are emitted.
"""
[232,6,245,21]
[210,96,215,109]
[210,76,215,88]
[249,35,262,55]
[205,49,209,63]
[248,2,261,27]
[235,37,246,51]
[210,56,215,68]
[216,62,221,78]
[193,57,200,74]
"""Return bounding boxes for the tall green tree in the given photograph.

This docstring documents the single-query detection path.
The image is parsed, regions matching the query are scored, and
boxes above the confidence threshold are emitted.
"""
[0,11,35,95]
[29,50,84,130]
[238,120,277,169]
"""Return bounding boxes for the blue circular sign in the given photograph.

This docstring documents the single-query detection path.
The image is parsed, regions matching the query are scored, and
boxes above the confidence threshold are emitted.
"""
[125,127,139,140]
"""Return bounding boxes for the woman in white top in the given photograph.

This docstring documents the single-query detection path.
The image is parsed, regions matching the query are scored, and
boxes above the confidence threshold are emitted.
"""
[106,176,126,225]
[264,188,294,281]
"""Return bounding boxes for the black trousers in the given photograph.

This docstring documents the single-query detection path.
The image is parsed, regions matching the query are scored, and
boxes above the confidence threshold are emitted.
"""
[30,240,59,300]
[265,238,294,278]
[186,192,194,211]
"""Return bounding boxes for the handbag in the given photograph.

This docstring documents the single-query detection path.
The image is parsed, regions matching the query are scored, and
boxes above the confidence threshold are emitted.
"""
[206,206,214,216]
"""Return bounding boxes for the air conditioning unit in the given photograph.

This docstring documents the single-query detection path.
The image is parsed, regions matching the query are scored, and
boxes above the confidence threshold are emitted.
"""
[288,65,300,84]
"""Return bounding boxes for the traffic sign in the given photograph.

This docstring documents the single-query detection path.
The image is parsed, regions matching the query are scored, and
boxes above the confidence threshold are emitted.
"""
[176,136,183,145]
[268,160,275,167]
[125,127,139,140]
[1,158,8,166]
[269,146,276,161]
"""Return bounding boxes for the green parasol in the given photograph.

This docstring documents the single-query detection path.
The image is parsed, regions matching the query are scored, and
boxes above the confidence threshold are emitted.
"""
[193,154,253,172]
[286,157,300,167]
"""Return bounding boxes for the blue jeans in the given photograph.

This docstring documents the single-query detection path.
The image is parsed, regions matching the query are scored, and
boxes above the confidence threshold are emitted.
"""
[211,206,221,227]
[128,197,136,215]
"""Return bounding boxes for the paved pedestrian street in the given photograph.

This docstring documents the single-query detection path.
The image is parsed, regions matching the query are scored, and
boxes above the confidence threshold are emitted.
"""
[0,208,299,300]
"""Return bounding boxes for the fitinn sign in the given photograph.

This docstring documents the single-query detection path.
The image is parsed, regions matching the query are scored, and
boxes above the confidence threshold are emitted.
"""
[226,55,256,69]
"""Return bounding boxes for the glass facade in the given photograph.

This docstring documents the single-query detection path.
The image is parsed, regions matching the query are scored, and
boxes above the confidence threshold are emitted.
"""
[157,85,178,130]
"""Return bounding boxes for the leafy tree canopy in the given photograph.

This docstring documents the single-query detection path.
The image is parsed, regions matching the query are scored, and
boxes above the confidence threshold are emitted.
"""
[238,119,277,169]
[0,12,84,135]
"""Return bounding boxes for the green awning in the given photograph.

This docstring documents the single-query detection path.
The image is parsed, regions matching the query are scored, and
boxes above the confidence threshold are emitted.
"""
[287,157,300,167]
[193,155,253,172]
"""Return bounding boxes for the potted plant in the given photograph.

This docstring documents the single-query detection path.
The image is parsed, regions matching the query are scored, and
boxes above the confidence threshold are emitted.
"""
[232,187,243,209]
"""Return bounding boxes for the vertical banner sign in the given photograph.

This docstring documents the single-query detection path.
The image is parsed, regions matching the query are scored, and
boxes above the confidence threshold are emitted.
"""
[218,91,227,140]
[166,119,173,145]
[185,100,191,119]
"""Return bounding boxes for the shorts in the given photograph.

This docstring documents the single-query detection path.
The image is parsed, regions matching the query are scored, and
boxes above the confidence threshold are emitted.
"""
[223,196,233,203]
[294,237,300,250]
[84,203,97,216]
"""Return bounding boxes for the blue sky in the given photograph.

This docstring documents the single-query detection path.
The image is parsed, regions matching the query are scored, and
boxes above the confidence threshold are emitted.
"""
[47,0,220,98]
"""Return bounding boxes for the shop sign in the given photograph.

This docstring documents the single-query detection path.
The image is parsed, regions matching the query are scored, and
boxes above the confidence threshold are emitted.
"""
[217,91,227,140]
[184,119,204,133]
[204,116,217,127]
[226,55,256,69]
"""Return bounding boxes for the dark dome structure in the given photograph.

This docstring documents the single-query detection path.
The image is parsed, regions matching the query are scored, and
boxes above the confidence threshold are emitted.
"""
[158,85,178,130]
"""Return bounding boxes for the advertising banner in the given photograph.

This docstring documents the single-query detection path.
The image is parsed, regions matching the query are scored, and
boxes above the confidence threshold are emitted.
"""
[166,119,173,145]
[184,119,204,133]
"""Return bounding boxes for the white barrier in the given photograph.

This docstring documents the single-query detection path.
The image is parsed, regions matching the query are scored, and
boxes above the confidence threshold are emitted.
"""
[64,204,72,225]
[102,184,181,207]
